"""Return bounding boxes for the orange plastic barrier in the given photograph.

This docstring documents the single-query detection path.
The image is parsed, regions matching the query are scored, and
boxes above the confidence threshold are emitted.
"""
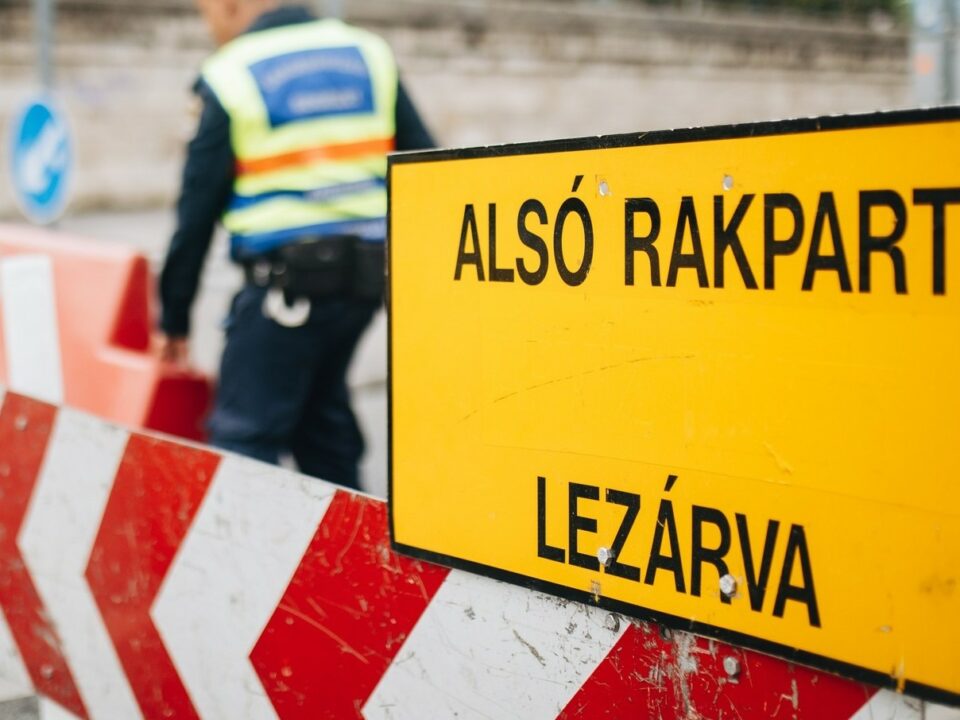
[0,223,210,440]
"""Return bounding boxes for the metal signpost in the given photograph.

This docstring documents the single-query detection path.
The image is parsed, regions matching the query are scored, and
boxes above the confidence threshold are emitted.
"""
[325,0,344,19]
[6,0,72,225]
[388,108,960,706]
[35,0,54,89]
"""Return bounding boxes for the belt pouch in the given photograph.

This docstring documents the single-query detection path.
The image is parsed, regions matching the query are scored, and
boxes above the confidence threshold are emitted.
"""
[277,236,354,297]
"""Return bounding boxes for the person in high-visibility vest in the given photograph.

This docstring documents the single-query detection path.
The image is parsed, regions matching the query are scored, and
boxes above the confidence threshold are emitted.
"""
[157,0,434,488]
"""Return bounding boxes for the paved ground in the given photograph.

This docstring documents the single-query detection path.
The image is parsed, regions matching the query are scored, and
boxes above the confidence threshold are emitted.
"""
[59,210,390,498]
[0,698,37,720]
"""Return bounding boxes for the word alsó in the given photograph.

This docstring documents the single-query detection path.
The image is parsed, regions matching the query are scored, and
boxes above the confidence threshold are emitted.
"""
[536,474,821,627]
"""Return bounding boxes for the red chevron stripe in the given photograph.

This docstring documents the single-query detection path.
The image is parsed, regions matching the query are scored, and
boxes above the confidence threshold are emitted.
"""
[250,490,450,719]
[558,622,877,719]
[0,394,88,718]
[85,434,219,719]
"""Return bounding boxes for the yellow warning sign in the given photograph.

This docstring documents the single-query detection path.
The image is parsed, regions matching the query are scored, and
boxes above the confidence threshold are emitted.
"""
[388,109,960,704]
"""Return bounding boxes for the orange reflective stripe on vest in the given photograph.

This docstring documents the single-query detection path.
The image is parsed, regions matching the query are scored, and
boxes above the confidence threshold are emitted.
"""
[236,137,396,177]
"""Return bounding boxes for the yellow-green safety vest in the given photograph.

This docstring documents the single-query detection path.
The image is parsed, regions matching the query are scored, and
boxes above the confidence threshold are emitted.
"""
[202,19,398,258]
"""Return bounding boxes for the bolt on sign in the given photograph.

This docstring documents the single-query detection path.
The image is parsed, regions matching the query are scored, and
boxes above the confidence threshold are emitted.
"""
[387,108,960,706]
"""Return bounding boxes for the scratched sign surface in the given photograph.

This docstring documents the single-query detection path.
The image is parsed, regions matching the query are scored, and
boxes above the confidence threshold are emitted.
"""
[388,108,960,704]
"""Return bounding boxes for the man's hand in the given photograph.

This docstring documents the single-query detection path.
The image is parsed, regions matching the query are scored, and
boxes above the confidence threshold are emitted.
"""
[156,334,190,367]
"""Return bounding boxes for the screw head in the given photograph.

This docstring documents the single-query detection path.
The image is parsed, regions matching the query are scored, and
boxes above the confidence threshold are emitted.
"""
[723,655,741,678]
[719,574,737,598]
[598,180,611,197]
[13,416,27,431]
[596,547,613,567]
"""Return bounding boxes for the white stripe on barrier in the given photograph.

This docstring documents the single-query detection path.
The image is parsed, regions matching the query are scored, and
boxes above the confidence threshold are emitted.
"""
[928,704,960,720]
[0,614,31,704]
[363,569,627,720]
[0,256,64,405]
[37,697,79,720]
[850,690,923,720]
[850,689,923,720]
[153,456,337,720]
[19,409,141,719]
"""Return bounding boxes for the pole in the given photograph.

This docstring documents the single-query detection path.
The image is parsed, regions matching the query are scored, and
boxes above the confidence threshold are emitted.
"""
[946,0,958,102]
[325,0,343,19]
[34,0,54,90]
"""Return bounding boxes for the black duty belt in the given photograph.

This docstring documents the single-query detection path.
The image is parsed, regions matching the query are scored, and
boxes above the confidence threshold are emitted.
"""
[243,235,384,301]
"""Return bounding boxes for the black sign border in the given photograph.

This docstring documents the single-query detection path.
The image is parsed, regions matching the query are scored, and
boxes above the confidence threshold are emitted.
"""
[386,106,960,708]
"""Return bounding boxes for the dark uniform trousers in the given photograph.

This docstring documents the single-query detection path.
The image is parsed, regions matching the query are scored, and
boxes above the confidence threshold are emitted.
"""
[208,284,378,490]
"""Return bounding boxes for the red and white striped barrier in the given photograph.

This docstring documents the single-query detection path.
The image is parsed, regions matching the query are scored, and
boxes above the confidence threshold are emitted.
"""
[0,388,944,719]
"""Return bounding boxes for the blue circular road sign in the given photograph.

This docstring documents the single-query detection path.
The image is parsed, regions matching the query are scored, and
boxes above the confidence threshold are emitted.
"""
[7,98,73,225]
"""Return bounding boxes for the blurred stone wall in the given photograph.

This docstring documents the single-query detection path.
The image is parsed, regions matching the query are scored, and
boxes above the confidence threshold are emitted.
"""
[0,0,909,217]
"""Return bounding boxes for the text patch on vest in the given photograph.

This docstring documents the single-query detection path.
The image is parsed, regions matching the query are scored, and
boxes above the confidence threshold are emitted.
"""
[249,46,374,127]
